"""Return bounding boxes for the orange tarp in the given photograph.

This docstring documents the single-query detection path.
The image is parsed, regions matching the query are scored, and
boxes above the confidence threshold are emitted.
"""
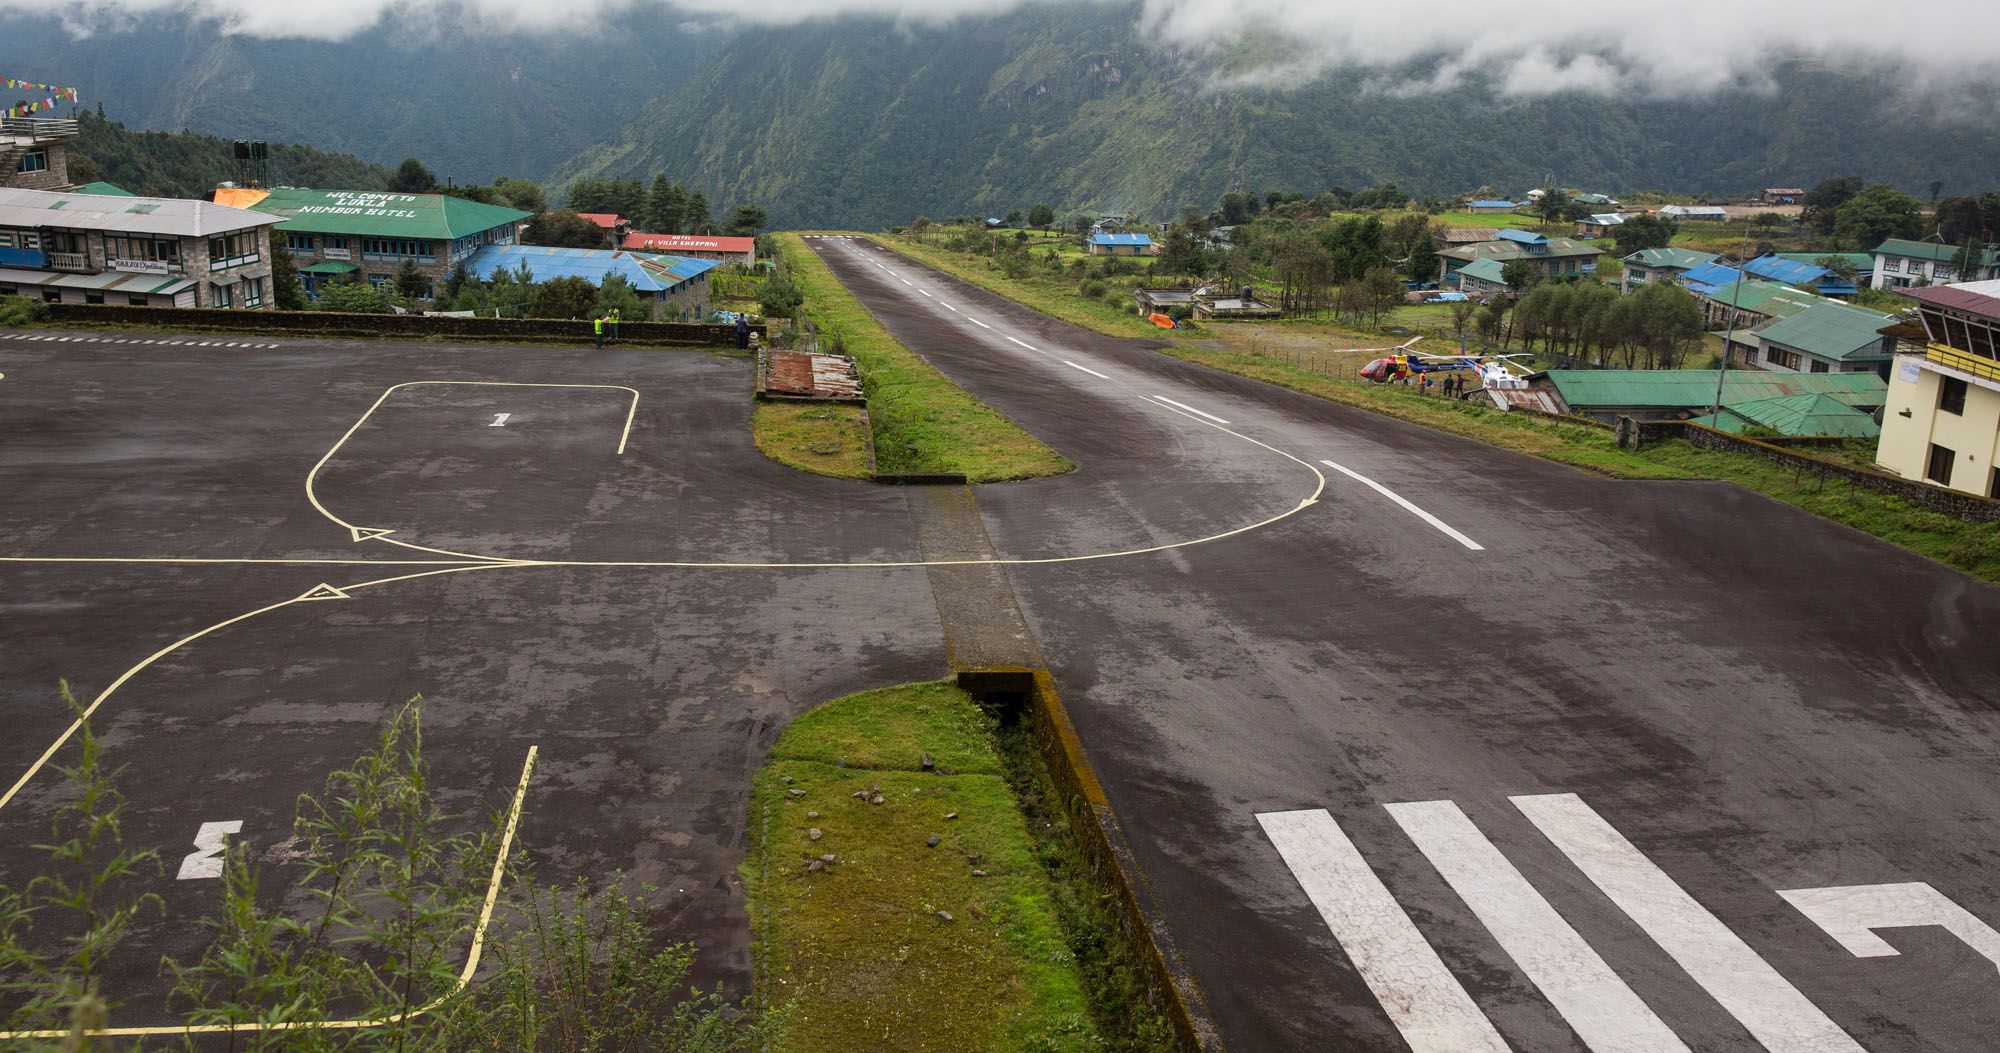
[211,187,270,208]
[1149,313,1177,329]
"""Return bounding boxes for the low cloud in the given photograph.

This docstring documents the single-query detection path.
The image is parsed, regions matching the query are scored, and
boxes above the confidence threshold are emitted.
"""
[10,0,2000,96]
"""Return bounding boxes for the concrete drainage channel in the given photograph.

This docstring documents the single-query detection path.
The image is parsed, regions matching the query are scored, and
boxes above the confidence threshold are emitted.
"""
[906,481,1222,1052]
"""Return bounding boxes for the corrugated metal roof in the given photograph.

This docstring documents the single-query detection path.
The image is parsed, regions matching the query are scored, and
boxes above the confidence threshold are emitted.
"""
[1441,236,1601,263]
[0,187,280,237]
[1089,232,1155,246]
[1698,279,1825,319]
[1624,247,1719,271]
[1752,301,1896,361]
[1742,254,1831,287]
[1585,213,1624,225]
[1467,200,1517,208]
[1544,369,1887,410]
[1495,229,1549,245]
[251,188,530,240]
[1874,238,1997,266]
[621,232,756,254]
[463,244,717,293]
[1776,252,1872,271]
[1457,258,1508,284]
[1438,227,1500,243]
[68,182,134,197]
[1691,393,1879,438]
[0,265,196,295]
[298,261,359,274]
[1905,282,2000,322]
[576,213,625,229]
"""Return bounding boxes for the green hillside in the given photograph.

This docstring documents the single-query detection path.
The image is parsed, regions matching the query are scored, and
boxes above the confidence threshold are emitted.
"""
[69,111,390,198]
[552,6,2000,229]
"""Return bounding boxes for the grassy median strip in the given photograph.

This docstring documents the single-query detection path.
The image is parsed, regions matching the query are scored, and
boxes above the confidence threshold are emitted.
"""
[753,402,875,480]
[746,682,1100,1052]
[773,233,1072,482]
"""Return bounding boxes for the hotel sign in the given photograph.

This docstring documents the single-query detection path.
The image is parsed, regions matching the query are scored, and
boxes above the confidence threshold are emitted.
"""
[294,192,421,220]
[111,258,171,275]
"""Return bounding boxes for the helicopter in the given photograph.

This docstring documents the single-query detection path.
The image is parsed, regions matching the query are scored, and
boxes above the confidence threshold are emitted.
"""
[1359,339,1533,389]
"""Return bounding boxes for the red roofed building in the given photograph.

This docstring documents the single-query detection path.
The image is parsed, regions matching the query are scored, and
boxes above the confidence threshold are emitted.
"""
[620,232,757,268]
[576,213,627,231]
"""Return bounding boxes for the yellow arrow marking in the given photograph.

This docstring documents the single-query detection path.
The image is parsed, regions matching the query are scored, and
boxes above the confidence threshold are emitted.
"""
[298,583,352,601]
[348,527,396,543]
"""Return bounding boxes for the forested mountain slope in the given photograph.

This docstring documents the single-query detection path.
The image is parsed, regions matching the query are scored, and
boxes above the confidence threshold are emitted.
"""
[554,6,2000,229]
[70,112,390,198]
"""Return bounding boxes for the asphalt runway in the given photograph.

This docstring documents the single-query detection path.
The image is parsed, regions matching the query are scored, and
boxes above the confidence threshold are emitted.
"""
[801,236,2000,1053]
[0,332,946,1034]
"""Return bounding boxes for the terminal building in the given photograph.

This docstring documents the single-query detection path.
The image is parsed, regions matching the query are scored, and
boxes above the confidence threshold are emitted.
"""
[1875,280,2000,498]
[0,186,281,307]
[233,188,531,299]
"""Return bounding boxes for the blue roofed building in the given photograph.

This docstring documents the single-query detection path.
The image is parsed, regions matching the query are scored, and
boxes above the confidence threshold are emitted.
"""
[1087,232,1157,257]
[1619,248,1719,293]
[1465,200,1518,214]
[1741,253,1857,299]
[464,244,719,319]
[1437,228,1602,284]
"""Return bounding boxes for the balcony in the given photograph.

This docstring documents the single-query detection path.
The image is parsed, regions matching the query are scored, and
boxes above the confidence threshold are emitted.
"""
[0,117,79,143]
[1926,343,2000,388]
[45,251,93,273]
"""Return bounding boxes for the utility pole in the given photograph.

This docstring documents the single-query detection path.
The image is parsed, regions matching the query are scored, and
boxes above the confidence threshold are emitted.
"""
[1709,218,1755,418]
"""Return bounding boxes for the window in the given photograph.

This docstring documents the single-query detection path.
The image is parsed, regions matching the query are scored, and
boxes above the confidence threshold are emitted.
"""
[360,238,436,260]
[104,235,182,267]
[127,294,149,306]
[1939,376,1968,415]
[207,231,260,270]
[1809,360,1829,373]
[212,282,233,309]
[1765,347,1801,370]
[19,149,47,173]
[241,276,263,308]
[325,236,348,250]
[42,288,61,302]
[287,233,316,252]
[84,292,104,304]
[1926,444,1956,485]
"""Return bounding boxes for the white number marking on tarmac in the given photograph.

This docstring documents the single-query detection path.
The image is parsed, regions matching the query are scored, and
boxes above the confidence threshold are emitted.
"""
[1064,360,1109,379]
[1387,800,1690,1053]
[490,413,511,427]
[1151,395,1229,425]
[1258,809,1512,1053]
[176,820,243,880]
[1780,882,2000,970]
[1513,794,1865,1053]
[1319,460,1482,551]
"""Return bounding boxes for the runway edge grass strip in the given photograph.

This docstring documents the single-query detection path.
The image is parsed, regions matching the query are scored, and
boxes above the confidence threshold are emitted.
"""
[774,233,1074,483]
[746,681,1168,1053]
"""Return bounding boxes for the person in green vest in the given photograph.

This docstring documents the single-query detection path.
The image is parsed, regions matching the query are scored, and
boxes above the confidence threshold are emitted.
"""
[594,312,606,349]
[609,307,621,342]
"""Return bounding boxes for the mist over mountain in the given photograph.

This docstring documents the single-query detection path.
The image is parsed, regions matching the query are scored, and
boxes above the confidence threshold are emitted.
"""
[8,3,1999,227]
[2,11,728,185]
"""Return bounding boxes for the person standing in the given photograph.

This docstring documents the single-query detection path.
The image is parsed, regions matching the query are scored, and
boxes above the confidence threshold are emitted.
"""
[594,312,606,349]
[735,313,751,350]
[609,307,621,343]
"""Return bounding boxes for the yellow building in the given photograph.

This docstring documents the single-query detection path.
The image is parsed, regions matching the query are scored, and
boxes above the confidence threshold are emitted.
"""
[1875,281,2000,499]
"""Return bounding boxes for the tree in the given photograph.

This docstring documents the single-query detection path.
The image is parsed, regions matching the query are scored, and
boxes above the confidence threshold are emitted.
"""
[1218,192,1254,226]
[1003,208,1024,228]
[650,179,689,234]
[529,276,599,319]
[393,258,429,302]
[387,157,437,194]
[1500,259,1540,295]
[269,247,306,311]
[1935,196,1987,246]
[1802,176,1863,235]
[596,273,651,320]
[1613,213,1678,254]
[315,277,391,314]
[685,191,713,235]
[759,270,803,319]
[1028,203,1055,231]
[524,209,609,249]
[1814,255,1860,283]
[1626,280,1704,368]
[1070,215,1094,246]
[491,176,546,214]
[1363,266,1404,326]
[1831,185,1924,251]
[1155,225,1215,278]
[1947,239,1989,284]
[725,204,768,237]
[565,178,616,215]
[439,262,473,306]
[1537,188,1570,232]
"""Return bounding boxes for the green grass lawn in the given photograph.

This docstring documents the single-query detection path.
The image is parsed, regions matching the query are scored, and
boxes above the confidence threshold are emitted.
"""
[753,402,874,480]
[772,233,1073,482]
[746,682,1101,1053]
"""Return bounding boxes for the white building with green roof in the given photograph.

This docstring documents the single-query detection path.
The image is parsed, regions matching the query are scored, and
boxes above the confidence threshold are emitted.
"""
[247,189,530,299]
[1871,238,1999,291]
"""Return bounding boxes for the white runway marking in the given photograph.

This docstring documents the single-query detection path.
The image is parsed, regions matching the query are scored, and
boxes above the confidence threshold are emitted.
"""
[1513,794,1864,1053]
[1319,460,1483,551]
[1258,810,1511,1053]
[1388,801,1690,1053]
[919,289,933,297]
[1064,360,1109,379]
[1152,395,1229,424]
[1006,336,1039,352]
[944,303,959,312]
[1780,882,2000,969]
[176,820,243,880]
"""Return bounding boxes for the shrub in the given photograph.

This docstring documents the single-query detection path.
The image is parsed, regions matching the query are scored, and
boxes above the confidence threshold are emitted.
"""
[0,294,51,327]
[1078,279,1108,300]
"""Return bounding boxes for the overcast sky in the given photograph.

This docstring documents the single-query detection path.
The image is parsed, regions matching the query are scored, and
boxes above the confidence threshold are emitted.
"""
[11,0,1999,97]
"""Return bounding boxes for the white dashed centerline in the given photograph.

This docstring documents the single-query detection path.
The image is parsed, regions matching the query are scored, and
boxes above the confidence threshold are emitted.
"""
[1151,395,1229,425]
[970,319,992,330]
[1319,460,1483,551]
[1063,360,1110,379]
[1005,336,1039,352]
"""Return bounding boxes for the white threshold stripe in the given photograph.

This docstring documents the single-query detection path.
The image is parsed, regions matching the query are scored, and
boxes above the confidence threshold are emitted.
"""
[1258,810,1511,1053]
[1387,801,1690,1053]
[1319,460,1483,551]
[1063,360,1110,379]
[1151,394,1229,424]
[1512,794,1864,1053]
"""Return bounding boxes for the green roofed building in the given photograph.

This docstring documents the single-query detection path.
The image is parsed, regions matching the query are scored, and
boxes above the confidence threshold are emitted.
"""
[1747,300,1896,376]
[248,188,530,299]
[1453,257,1510,297]
[1529,369,1888,424]
[1619,247,1718,293]
[68,181,135,197]
[1688,393,1880,439]
[1871,238,2000,291]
